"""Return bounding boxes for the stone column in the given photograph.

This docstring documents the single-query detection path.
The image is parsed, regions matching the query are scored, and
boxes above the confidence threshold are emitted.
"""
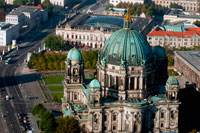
[70,92,72,101]
[134,77,137,90]
[166,110,170,128]
[108,111,112,131]
[118,111,122,131]
[155,110,160,128]
[140,77,143,90]
[128,78,131,90]
[99,112,102,132]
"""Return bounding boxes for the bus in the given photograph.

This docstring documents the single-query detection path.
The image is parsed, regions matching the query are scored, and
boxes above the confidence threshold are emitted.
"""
[5,58,12,64]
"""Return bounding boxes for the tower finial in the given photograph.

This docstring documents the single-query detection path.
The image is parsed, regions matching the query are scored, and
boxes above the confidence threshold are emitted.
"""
[125,8,131,22]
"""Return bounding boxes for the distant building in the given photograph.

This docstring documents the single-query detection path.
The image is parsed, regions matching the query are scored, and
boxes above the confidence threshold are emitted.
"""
[41,0,67,8]
[110,0,144,6]
[5,0,14,4]
[105,8,127,16]
[56,14,154,49]
[5,5,48,31]
[147,25,200,48]
[151,0,199,11]
[164,9,200,24]
[174,51,200,89]
[0,22,19,46]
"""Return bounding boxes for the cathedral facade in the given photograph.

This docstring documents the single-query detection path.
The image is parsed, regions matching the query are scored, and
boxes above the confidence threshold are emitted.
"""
[61,12,180,133]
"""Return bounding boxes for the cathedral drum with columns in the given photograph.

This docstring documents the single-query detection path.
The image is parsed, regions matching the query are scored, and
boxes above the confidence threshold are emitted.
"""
[61,10,180,133]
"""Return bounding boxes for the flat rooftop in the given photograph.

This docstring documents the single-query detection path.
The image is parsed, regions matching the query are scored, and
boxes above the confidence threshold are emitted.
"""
[8,6,40,16]
[0,22,13,30]
[165,9,200,19]
[176,51,200,73]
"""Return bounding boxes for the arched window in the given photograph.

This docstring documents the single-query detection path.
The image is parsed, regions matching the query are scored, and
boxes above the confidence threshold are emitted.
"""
[161,112,164,118]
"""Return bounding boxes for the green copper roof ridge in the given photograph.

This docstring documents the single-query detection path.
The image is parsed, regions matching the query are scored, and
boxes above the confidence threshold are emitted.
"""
[109,29,124,60]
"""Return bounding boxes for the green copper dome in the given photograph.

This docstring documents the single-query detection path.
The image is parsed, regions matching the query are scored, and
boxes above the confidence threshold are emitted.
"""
[152,46,167,59]
[167,76,179,85]
[99,13,153,66]
[67,48,83,61]
[89,79,101,88]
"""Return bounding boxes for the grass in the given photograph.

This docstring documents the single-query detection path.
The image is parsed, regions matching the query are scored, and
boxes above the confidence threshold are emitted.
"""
[43,76,64,84]
[89,74,95,79]
[48,86,64,91]
[52,93,64,103]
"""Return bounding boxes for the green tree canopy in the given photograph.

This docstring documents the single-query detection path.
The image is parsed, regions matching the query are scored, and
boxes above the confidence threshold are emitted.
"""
[45,34,68,51]
[32,103,46,115]
[193,20,200,27]
[0,0,6,8]
[115,2,167,16]
[56,116,80,133]
[40,111,57,133]
[42,0,53,13]
[105,4,113,11]
[170,3,183,9]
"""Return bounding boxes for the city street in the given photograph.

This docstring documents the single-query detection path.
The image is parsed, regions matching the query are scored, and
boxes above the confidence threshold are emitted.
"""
[0,13,63,132]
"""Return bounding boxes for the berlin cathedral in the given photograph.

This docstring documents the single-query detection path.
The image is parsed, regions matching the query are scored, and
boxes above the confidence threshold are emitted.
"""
[61,10,180,133]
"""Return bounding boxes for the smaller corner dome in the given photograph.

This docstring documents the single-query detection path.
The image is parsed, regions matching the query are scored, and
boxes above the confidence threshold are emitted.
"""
[152,46,167,59]
[167,76,179,85]
[89,79,101,88]
[67,48,83,61]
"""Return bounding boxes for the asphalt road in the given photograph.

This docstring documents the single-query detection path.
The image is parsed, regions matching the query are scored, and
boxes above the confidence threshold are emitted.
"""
[0,13,63,133]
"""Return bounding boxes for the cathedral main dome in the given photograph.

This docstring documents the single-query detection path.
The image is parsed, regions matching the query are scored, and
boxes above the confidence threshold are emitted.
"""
[99,11,153,66]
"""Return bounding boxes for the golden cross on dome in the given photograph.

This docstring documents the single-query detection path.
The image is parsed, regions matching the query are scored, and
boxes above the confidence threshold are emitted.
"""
[125,8,131,21]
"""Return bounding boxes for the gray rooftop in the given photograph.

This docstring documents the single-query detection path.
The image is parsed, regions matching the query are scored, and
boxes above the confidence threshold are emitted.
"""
[8,6,40,16]
[0,22,13,30]
[176,51,200,74]
[165,9,200,19]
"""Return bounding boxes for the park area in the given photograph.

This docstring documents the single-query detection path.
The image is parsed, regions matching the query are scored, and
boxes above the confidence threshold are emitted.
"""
[42,75,64,103]
[43,75,64,85]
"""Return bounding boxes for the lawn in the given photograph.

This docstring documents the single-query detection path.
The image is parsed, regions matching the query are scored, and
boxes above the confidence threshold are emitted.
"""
[48,86,64,91]
[43,76,64,84]
[52,93,64,103]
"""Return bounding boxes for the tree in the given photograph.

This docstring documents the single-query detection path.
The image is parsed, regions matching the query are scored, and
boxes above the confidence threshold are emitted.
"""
[193,20,200,27]
[32,103,46,115]
[40,111,57,133]
[42,0,53,13]
[105,4,113,11]
[56,116,80,133]
[45,34,67,51]
[13,0,26,5]
[0,0,6,8]
[170,3,183,9]
[167,55,174,66]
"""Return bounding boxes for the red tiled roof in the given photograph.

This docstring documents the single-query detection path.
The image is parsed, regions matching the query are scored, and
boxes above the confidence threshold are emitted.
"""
[21,4,44,10]
[148,27,200,38]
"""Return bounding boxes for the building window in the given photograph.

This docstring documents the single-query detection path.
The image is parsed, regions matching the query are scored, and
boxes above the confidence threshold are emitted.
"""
[161,112,164,118]
[171,111,174,119]
[104,115,107,121]
[113,114,116,121]
[112,66,115,70]
[72,35,74,39]
[74,93,78,100]
[113,125,116,130]
[83,35,85,39]
[104,126,107,130]
[161,123,164,128]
